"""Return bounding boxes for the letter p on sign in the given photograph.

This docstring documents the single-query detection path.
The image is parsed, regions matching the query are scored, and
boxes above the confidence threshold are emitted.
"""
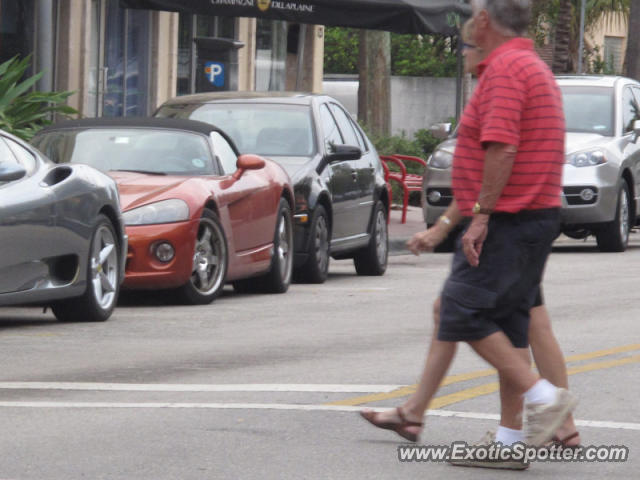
[205,62,225,87]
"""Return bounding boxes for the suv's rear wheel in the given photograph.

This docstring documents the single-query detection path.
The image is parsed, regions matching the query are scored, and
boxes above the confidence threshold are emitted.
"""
[596,182,631,252]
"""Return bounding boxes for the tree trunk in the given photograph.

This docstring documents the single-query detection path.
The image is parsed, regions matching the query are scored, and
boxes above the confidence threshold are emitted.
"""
[357,30,391,136]
[552,0,573,73]
[625,0,640,80]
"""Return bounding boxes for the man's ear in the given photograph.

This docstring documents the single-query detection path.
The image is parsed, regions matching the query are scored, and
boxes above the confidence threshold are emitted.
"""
[475,10,490,30]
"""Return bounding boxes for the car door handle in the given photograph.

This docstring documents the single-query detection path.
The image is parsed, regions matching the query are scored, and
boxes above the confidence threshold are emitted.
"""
[351,171,358,181]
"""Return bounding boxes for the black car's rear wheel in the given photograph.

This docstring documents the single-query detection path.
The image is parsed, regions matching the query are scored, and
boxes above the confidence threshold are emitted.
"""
[295,205,330,283]
[354,200,388,276]
[596,182,631,252]
[51,214,120,322]
[178,208,228,304]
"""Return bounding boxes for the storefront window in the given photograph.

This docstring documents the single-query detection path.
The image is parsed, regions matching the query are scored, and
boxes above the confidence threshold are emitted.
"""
[0,0,35,66]
[255,19,287,91]
[102,0,151,117]
[177,14,236,96]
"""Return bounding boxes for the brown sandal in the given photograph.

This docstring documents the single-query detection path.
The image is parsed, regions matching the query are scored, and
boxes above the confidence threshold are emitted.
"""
[551,431,581,449]
[360,407,423,442]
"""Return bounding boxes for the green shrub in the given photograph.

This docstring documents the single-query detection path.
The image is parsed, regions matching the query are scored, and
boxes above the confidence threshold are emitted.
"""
[367,128,445,205]
[324,27,458,77]
[0,55,78,141]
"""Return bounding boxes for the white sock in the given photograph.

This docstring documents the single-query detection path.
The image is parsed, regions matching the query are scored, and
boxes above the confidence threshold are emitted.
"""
[495,426,524,446]
[524,379,557,405]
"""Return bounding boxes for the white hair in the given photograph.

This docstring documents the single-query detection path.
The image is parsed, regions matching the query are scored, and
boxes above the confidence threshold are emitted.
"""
[471,0,531,37]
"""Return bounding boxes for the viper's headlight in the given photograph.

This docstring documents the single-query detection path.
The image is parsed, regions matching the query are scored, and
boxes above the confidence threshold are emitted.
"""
[566,149,606,167]
[123,199,190,226]
[428,148,454,169]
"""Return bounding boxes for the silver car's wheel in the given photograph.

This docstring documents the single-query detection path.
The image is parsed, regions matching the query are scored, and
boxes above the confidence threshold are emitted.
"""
[178,209,228,304]
[90,224,119,310]
[619,187,630,243]
[51,214,121,322]
[596,182,631,252]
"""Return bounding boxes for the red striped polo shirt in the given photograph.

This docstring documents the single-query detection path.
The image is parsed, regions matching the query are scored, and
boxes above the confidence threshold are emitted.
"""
[451,38,565,215]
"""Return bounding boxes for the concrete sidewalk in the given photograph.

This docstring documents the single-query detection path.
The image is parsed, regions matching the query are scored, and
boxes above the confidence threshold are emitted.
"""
[388,205,425,255]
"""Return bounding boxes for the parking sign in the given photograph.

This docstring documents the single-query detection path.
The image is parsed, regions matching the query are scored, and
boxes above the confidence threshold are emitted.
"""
[204,62,225,88]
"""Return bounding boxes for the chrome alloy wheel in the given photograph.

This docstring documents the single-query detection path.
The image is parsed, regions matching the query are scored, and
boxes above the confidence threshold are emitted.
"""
[190,217,226,295]
[375,208,388,265]
[619,187,630,244]
[314,215,329,274]
[276,210,293,284]
[90,225,118,310]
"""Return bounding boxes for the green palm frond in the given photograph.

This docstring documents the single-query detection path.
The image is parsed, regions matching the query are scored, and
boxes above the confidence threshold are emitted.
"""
[0,55,78,141]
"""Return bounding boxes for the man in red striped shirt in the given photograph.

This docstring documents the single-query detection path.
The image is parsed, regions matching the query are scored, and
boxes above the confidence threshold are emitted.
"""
[432,0,577,451]
[361,0,578,465]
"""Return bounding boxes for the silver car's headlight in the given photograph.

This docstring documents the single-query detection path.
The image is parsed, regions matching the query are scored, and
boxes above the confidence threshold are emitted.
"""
[429,149,454,169]
[566,149,607,167]
[123,199,190,226]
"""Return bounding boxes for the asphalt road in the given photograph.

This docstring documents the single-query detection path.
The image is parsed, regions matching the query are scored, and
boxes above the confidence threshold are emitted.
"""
[0,233,639,479]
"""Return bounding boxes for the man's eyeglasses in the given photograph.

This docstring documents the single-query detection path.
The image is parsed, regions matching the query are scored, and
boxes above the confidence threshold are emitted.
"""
[463,43,477,50]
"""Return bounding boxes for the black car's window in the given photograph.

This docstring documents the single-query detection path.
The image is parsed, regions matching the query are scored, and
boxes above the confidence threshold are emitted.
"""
[5,138,37,175]
[32,129,214,175]
[352,120,369,152]
[163,103,316,158]
[560,86,613,136]
[329,103,360,148]
[211,132,238,175]
[320,104,343,152]
[622,87,640,134]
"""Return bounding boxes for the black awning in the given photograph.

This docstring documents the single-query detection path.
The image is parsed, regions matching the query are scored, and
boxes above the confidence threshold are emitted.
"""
[119,0,470,36]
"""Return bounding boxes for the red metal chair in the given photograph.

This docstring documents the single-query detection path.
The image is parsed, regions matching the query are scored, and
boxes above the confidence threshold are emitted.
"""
[380,154,427,223]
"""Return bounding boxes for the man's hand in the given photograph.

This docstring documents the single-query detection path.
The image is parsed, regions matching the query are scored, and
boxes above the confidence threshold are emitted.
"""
[462,215,489,266]
[407,224,449,255]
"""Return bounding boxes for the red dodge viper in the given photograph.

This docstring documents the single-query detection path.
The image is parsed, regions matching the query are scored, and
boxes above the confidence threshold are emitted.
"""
[32,117,294,304]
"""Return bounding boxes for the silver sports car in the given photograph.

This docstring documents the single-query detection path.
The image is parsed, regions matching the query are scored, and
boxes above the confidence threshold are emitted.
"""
[0,129,126,321]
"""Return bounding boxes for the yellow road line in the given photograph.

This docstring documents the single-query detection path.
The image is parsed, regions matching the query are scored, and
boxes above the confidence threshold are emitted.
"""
[327,369,496,407]
[564,343,640,363]
[430,354,640,409]
[327,343,640,407]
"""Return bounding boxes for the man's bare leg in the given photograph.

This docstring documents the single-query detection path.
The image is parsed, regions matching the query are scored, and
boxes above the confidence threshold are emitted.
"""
[494,348,530,445]
[468,332,540,392]
[529,305,580,445]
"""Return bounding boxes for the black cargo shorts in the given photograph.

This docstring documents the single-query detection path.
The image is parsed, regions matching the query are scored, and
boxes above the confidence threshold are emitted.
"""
[438,208,560,348]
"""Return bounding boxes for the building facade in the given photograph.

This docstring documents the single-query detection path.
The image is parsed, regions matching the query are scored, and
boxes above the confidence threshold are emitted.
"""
[0,0,323,118]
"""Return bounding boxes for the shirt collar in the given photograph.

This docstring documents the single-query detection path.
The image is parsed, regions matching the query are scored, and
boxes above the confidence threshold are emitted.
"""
[477,37,534,76]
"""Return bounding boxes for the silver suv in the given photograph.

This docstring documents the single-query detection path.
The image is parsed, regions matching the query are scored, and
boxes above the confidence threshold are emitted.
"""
[423,75,640,252]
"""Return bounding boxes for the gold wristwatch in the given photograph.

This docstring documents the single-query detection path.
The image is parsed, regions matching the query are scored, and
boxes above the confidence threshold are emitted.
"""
[472,202,493,215]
